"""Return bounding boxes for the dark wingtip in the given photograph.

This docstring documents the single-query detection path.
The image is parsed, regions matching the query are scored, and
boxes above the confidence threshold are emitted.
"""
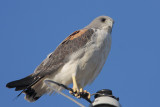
[6,74,34,89]
[6,80,19,88]
[6,75,43,102]
[6,83,9,88]
[6,82,13,88]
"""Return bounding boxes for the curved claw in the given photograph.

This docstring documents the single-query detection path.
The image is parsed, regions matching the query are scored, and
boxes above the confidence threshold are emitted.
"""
[79,89,91,99]
[69,89,81,98]
[70,75,91,101]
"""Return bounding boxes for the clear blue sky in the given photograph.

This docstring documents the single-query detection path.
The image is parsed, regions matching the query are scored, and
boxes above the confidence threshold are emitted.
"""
[1,0,160,107]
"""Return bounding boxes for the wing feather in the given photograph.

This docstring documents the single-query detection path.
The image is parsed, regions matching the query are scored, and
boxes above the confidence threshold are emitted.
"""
[34,28,94,76]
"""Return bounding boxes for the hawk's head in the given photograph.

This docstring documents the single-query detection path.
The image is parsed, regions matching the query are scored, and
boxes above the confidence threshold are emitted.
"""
[85,16,114,32]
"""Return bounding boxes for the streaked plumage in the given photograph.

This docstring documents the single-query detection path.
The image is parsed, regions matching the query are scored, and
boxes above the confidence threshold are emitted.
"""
[6,16,114,102]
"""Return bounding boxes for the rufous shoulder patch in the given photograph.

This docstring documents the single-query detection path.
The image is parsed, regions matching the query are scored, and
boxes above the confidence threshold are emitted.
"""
[64,29,88,42]
[69,29,88,40]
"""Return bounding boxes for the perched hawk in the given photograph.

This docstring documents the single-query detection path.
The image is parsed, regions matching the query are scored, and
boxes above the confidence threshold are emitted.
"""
[6,16,114,102]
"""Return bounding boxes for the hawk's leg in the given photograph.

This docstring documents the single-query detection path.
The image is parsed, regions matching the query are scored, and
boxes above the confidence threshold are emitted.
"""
[69,75,80,98]
[69,75,91,99]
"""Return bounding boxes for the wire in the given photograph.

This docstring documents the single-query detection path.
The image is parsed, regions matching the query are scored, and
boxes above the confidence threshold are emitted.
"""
[44,80,85,107]
[45,80,92,103]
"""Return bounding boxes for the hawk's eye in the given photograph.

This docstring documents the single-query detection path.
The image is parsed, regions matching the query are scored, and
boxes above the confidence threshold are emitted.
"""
[101,18,106,22]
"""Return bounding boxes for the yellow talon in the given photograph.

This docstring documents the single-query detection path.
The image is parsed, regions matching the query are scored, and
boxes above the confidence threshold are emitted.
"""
[69,75,81,98]
[80,88,83,93]
[87,92,91,99]
[69,75,91,99]
[69,90,73,94]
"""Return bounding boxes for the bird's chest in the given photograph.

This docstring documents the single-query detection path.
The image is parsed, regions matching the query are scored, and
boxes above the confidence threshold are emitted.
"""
[76,29,112,86]
[57,29,111,87]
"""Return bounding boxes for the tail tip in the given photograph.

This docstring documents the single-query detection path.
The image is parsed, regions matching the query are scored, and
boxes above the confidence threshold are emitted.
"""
[6,82,13,88]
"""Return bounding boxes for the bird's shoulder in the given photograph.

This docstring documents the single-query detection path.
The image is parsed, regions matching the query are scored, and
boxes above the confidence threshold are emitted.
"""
[62,29,88,43]
[51,28,95,58]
